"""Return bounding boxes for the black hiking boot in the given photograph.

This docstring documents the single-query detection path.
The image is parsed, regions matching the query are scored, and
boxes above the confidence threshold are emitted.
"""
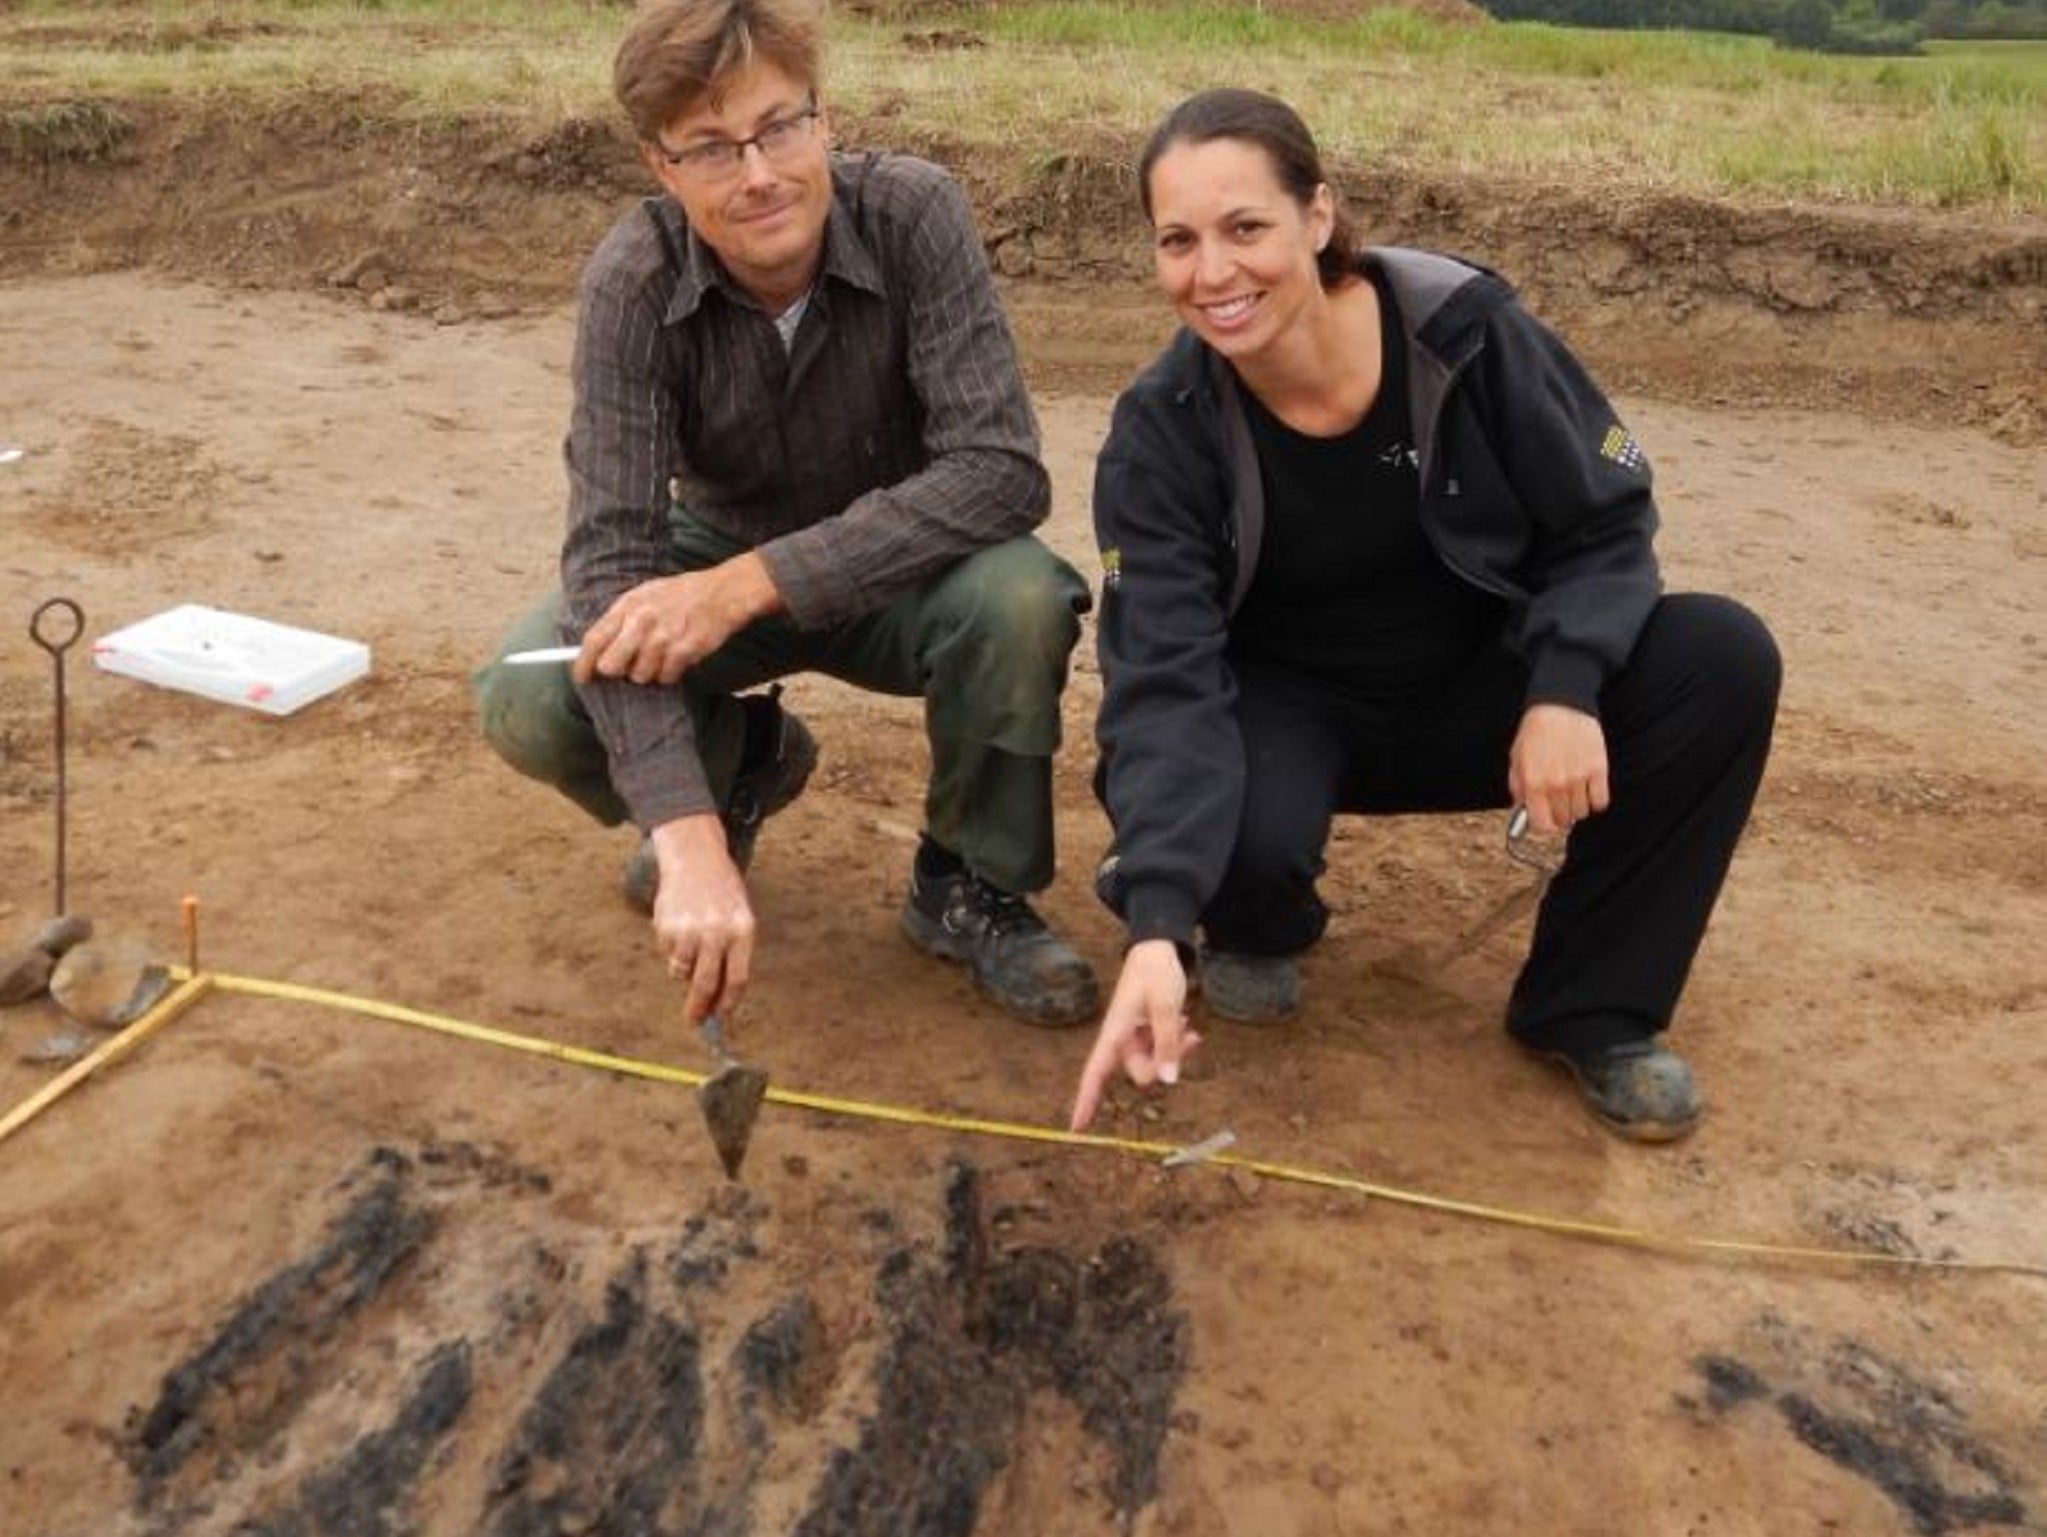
[1195,948,1303,1024]
[1532,1038,1703,1143]
[901,865,1099,1028]
[622,689,819,912]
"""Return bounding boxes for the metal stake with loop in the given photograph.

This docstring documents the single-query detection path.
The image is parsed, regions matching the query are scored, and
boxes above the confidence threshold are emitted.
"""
[30,597,85,917]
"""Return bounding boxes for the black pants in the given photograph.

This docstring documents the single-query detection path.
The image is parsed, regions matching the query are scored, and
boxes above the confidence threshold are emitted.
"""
[1202,593,1781,1053]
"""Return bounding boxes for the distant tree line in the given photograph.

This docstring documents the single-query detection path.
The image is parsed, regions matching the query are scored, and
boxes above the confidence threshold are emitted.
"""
[1477,0,2047,53]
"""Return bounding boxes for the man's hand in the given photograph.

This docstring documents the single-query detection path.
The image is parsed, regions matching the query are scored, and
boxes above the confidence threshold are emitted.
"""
[574,552,780,687]
[1070,939,1201,1132]
[1509,702,1610,836]
[649,814,756,1029]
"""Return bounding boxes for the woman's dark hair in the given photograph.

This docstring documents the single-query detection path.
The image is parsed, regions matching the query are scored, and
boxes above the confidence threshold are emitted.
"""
[1137,88,1360,289]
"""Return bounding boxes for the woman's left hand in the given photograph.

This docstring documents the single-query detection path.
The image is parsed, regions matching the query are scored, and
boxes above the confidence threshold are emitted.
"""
[1509,703,1610,836]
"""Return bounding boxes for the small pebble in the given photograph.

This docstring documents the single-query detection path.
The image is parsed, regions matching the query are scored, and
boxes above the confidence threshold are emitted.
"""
[0,947,55,1006]
[36,914,92,956]
[20,1028,92,1066]
[328,248,389,287]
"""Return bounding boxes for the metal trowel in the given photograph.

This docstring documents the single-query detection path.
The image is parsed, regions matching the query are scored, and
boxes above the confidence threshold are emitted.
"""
[698,1014,769,1180]
[1382,808,1561,982]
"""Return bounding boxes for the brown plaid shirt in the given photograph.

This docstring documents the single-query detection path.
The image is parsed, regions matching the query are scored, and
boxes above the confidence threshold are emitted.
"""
[559,151,1049,829]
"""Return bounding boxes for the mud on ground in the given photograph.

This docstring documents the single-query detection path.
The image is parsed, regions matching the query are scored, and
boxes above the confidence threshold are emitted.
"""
[2,73,2045,1537]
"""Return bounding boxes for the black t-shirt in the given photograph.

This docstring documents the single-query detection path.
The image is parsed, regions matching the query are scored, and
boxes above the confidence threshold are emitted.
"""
[1229,268,1506,709]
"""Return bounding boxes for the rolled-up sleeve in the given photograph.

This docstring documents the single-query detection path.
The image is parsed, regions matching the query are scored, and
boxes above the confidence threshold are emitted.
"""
[558,223,717,828]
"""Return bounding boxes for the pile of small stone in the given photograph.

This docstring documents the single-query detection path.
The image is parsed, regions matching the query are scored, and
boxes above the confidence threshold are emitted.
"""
[1,916,170,1062]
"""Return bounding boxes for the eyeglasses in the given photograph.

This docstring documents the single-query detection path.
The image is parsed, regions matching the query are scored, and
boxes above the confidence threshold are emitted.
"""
[654,103,821,181]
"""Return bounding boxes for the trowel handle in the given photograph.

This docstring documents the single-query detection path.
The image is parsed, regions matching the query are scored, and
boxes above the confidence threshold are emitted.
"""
[700,1013,735,1068]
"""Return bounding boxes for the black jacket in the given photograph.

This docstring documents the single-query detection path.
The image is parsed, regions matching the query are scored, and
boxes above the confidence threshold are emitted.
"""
[1093,247,1664,948]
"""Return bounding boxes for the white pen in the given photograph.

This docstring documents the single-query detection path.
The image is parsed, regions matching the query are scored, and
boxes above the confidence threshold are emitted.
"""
[501,646,582,666]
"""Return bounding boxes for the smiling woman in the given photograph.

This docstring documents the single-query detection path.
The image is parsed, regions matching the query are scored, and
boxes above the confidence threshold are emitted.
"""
[1073,87,1784,1146]
[1142,135,1351,418]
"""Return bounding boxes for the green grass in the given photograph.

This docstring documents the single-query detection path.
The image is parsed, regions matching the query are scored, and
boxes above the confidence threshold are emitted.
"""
[0,1,618,131]
[1,0,2040,208]
[2,98,136,163]
[1922,38,2047,59]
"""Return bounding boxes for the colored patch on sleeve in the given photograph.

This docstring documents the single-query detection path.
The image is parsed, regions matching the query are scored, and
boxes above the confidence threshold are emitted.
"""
[1600,423,1646,472]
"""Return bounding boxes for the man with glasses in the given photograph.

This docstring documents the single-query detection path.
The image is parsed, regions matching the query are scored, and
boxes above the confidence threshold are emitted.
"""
[476,0,1099,1033]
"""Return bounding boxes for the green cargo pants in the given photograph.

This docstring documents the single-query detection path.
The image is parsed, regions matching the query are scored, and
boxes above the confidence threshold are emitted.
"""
[474,511,1090,894]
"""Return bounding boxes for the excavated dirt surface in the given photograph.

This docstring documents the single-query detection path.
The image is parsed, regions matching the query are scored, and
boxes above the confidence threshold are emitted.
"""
[2,74,2046,1537]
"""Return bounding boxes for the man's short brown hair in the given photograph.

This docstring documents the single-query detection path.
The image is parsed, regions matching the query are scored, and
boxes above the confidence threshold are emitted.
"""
[613,0,825,142]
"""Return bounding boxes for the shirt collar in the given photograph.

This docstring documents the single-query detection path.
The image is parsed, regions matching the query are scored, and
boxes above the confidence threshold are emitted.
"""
[661,157,889,325]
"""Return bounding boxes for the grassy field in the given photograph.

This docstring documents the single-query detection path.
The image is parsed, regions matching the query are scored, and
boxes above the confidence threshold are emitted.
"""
[1,0,2041,208]
[1923,37,2047,60]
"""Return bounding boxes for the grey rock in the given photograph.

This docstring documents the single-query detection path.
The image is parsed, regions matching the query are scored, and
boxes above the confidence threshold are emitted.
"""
[0,946,55,1006]
[50,941,170,1028]
[20,1027,92,1066]
[35,913,93,956]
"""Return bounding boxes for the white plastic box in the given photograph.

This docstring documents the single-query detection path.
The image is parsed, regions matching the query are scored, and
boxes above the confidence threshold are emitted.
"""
[92,604,371,717]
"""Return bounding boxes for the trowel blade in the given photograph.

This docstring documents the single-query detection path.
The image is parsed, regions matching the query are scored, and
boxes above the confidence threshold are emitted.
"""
[699,1061,769,1180]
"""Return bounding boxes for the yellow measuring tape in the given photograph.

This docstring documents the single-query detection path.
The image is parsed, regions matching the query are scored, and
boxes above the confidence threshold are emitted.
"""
[0,972,216,1144]
[5,966,2043,1282]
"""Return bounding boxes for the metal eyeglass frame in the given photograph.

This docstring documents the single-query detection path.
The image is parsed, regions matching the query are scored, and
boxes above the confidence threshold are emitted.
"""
[653,102,821,179]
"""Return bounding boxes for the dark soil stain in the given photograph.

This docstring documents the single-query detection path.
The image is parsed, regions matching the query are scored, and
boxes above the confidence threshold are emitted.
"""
[250,1343,474,1537]
[129,1147,436,1506]
[794,1160,1188,1535]
[482,1257,715,1537]
[797,1255,1021,1537]
[115,1150,1189,1536]
[1697,1355,1768,1412]
[1691,1340,2029,1536]
[734,1292,831,1426]
[670,1183,769,1288]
